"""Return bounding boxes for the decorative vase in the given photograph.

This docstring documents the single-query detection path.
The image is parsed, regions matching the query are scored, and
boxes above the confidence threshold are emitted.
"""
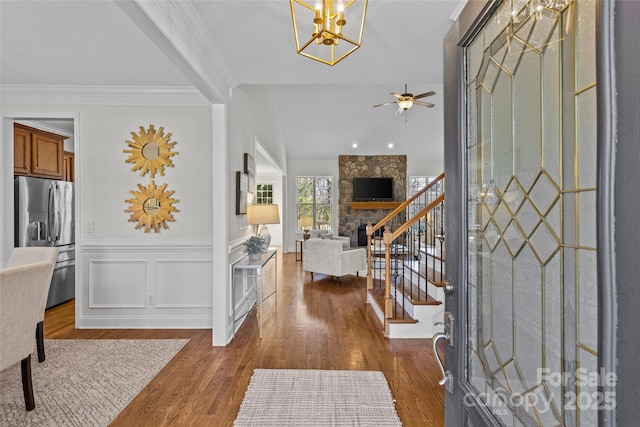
[248,252,261,261]
[259,225,271,253]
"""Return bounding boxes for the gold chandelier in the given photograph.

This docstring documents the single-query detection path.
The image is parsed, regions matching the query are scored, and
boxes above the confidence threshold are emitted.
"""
[290,0,368,66]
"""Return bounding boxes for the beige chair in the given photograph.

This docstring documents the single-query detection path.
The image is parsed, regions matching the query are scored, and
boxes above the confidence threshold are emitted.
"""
[303,238,366,282]
[0,261,56,411]
[7,247,58,363]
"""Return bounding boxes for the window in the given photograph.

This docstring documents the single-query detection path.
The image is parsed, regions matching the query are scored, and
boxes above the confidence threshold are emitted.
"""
[409,176,429,198]
[297,176,332,230]
[408,176,435,214]
[256,183,273,204]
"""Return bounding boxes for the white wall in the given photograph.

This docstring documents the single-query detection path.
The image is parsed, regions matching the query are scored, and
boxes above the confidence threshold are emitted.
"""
[225,84,286,341]
[227,84,286,244]
[1,100,218,331]
[80,106,213,240]
[77,105,215,329]
[407,154,445,180]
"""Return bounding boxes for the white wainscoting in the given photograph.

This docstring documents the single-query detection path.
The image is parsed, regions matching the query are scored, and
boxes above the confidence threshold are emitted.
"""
[78,240,213,329]
[156,260,213,308]
[89,260,147,308]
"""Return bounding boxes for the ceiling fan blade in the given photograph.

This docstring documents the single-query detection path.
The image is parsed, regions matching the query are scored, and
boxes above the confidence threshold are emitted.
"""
[373,101,397,108]
[413,91,436,99]
[390,92,402,99]
[413,100,435,108]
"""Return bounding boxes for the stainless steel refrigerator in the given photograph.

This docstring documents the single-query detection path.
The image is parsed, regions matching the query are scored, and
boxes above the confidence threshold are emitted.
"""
[15,176,75,308]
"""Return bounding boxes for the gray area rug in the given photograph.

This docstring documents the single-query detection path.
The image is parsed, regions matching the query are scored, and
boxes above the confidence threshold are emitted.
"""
[234,369,403,426]
[0,339,188,426]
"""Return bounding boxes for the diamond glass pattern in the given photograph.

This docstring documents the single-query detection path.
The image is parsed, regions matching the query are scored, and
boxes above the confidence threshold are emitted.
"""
[464,0,596,424]
[529,172,559,215]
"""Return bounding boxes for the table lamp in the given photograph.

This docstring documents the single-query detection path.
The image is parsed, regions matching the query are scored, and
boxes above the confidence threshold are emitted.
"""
[248,204,280,252]
[300,216,314,240]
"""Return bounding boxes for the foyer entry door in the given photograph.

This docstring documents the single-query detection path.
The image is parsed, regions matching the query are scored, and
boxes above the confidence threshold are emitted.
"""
[443,0,600,425]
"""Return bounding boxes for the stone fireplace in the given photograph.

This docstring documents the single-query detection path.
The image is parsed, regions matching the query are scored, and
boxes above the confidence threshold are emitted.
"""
[338,155,407,246]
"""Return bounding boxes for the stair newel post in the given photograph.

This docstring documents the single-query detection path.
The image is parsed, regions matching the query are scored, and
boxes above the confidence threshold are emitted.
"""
[383,226,394,326]
[366,222,373,290]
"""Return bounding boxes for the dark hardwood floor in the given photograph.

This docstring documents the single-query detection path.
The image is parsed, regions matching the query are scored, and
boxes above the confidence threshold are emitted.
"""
[44,251,445,426]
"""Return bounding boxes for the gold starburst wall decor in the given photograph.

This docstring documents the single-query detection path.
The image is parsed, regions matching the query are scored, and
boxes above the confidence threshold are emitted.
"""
[124,124,178,178]
[124,181,179,233]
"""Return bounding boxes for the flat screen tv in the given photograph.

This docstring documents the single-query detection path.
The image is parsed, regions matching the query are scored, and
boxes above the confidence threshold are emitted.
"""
[352,177,394,201]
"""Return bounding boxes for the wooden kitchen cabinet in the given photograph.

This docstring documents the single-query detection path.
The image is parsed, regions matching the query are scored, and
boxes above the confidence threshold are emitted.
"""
[13,124,32,175]
[14,123,66,180]
[63,151,75,182]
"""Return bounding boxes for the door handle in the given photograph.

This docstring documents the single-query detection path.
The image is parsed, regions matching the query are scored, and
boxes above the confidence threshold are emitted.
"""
[433,333,450,382]
[432,311,455,392]
[432,333,454,392]
[47,187,54,242]
[53,184,61,242]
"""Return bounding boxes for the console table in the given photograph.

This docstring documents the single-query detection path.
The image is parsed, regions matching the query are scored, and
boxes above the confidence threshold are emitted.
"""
[232,249,277,338]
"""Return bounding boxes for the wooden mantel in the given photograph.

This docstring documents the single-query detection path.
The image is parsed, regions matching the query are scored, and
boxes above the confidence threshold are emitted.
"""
[348,201,402,210]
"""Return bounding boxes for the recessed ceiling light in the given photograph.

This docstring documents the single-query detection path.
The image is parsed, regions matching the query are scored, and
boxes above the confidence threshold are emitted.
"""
[388,143,394,149]
[352,143,358,148]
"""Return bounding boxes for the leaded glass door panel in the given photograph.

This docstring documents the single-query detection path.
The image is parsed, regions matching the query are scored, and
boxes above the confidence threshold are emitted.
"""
[444,0,598,425]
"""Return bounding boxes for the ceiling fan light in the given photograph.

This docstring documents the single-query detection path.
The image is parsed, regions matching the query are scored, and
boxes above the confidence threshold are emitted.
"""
[398,99,413,110]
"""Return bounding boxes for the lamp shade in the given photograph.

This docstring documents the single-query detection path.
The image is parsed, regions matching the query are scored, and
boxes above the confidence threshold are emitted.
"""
[300,216,314,229]
[248,204,280,225]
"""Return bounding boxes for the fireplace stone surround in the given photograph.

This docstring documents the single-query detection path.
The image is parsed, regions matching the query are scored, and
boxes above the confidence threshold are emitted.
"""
[338,155,407,247]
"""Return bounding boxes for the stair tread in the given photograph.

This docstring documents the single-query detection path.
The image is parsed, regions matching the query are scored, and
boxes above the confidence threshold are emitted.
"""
[369,288,418,323]
[391,276,442,305]
[403,262,446,287]
[371,277,442,303]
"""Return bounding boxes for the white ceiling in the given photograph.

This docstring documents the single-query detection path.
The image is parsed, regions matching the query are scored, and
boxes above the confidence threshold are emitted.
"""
[0,0,464,166]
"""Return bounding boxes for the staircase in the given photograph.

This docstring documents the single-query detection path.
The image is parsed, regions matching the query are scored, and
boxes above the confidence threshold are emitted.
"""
[365,173,446,338]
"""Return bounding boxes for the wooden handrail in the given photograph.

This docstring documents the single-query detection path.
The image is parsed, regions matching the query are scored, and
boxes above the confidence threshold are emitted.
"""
[368,172,444,236]
[390,194,445,242]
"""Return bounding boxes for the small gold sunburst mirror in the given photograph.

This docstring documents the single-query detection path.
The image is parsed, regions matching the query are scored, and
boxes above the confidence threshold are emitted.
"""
[124,125,178,178]
[125,181,179,233]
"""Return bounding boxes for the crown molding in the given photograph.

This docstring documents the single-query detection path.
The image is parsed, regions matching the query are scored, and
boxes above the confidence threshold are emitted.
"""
[0,84,211,106]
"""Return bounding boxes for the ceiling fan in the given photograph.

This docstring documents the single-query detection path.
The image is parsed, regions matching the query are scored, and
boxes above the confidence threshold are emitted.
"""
[373,84,435,114]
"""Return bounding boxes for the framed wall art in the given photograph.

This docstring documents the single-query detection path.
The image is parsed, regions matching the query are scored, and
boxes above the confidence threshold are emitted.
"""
[236,171,248,215]
[244,153,255,191]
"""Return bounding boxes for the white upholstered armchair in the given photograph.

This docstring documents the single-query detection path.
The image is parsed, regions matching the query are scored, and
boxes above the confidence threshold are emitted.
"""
[303,238,366,282]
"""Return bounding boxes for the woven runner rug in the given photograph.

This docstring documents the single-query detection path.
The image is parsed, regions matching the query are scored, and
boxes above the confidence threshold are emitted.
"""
[234,369,403,426]
[0,339,188,427]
